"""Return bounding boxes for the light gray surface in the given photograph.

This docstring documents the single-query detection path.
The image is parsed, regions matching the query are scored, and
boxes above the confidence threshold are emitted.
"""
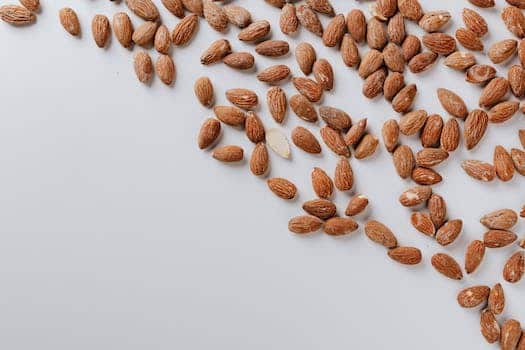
[0,0,523,349]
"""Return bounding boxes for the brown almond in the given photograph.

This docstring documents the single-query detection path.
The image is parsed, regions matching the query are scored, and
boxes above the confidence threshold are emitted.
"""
[388,247,422,265]
[419,11,451,32]
[306,0,335,17]
[457,285,490,308]
[181,0,203,16]
[464,109,488,150]
[520,129,525,148]
[465,240,485,274]
[436,219,463,246]
[291,126,321,154]
[441,118,460,152]
[519,38,525,66]
[399,109,427,136]
[399,186,432,207]
[255,40,290,57]
[341,34,361,68]
[201,39,231,65]
[257,65,290,84]
[345,195,368,216]
[503,251,524,283]
[132,21,157,47]
[197,118,221,149]
[245,112,265,143]
[125,0,159,21]
[437,88,468,119]
[383,72,405,101]
[334,157,354,191]
[362,68,386,99]
[429,193,447,229]
[59,8,80,36]
[154,25,171,54]
[161,0,184,18]
[311,167,334,199]
[320,106,351,131]
[494,146,515,181]
[238,20,270,42]
[222,52,254,70]
[456,28,484,51]
[511,148,525,175]
[288,215,323,234]
[481,209,518,230]
[466,64,496,84]
[444,51,476,71]
[203,0,228,32]
[372,0,397,20]
[501,319,522,350]
[488,39,518,64]
[364,220,398,248]
[265,0,285,9]
[398,0,423,21]
[92,15,110,48]
[112,13,133,48]
[267,87,287,124]
[302,199,336,220]
[420,114,443,148]
[431,253,463,280]
[226,88,258,110]
[347,9,367,43]
[292,77,323,103]
[488,283,505,315]
[489,101,519,123]
[393,144,415,179]
[212,145,243,162]
[462,8,488,37]
[213,105,246,126]
[268,178,297,200]
[324,217,359,236]
[411,212,435,236]
[408,51,438,73]
[462,160,496,181]
[155,55,175,85]
[422,33,456,55]
[508,0,525,9]
[509,65,525,97]
[358,49,384,79]
[387,12,406,45]
[411,167,442,185]
[223,5,251,28]
[484,230,518,248]
[322,14,345,47]
[382,119,399,152]
[502,6,525,38]
[468,0,495,7]
[172,14,199,46]
[355,134,379,159]
[290,94,317,123]
[279,4,298,35]
[344,118,367,147]
[18,0,39,12]
[313,59,334,91]
[133,51,153,83]
[392,84,417,113]
[296,4,323,37]
[194,76,214,107]
[320,126,350,157]
[402,34,421,61]
[250,142,269,176]
[383,43,405,73]
[295,42,316,75]
[480,309,501,344]
[367,18,387,50]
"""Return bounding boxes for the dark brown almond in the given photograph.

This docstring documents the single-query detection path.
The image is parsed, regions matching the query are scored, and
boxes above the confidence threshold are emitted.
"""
[367,17,388,50]
[428,194,447,229]
[362,68,386,99]
[354,134,379,159]
[322,14,345,47]
[383,72,405,101]
[344,118,367,146]
[501,319,522,350]
[420,114,443,148]
[494,145,515,181]
[364,220,398,248]
[383,43,405,73]
[279,3,298,35]
[392,84,417,113]
[306,0,335,16]
[431,253,463,280]
[387,12,406,45]
[402,34,421,61]
[226,88,258,110]
[292,77,323,103]
[341,34,361,67]
[257,65,290,83]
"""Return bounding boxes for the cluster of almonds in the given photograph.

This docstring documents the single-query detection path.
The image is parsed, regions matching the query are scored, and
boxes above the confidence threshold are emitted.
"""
[1,0,525,348]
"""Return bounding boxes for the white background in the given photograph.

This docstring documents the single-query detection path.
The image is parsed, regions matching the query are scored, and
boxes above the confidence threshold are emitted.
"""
[0,0,524,349]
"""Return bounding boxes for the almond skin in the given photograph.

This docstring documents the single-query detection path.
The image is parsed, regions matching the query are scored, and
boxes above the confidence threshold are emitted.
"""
[267,87,287,124]
[464,109,488,150]
[197,118,221,149]
[484,230,518,248]
[457,285,490,308]
[479,77,510,108]
[320,126,350,157]
[431,253,463,280]
[465,240,485,274]
[59,8,80,36]
[250,142,269,176]
[267,178,297,200]
[488,283,505,315]
[462,160,496,181]
[334,157,354,191]
[112,12,133,48]
[388,247,422,265]
[411,212,435,236]
[212,145,243,162]
[288,215,323,234]
[194,76,214,107]
[392,144,415,179]
[503,251,524,283]
[324,217,359,236]
[302,199,336,220]
[311,167,333,199]
[437,88,468,119]
[494,145,515,181]
[436,219,463,246]
[345,195,368,216]
[201,39,231,65]
[428,194,447,229]
[172,14,199,46]
[480,309,501,344]
[501,319,522,350]
[399,186,432,207]
[364,220,398,248]
[291,126,321,154]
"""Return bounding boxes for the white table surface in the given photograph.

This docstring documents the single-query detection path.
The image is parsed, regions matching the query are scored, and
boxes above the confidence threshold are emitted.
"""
[0,0,523,349]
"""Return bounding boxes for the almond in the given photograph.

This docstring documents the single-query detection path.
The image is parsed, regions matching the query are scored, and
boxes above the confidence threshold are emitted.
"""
[112,13,133,48]
[181,0,203,16]
[399,185,432,207]
[392,84,417,113]
[462,8,488,37]
[393,144,415,178]
[464,109,488,150]
[334,157,354,191]
[265,0,285,9]
[480,309,501,344]
[503,251,524,283]
[416,148,449,168]
[465,240,485,274]
[399,109,427,135]
[194,76,214,107]
[519,39,525,66]
[345,195,368,216]
[437,88,468,119]
[411,212,435,236]
[279,3,298,35]
[402,34,421,61]
[268,178,297,200]
[313,59,334,91]
[372,0,397,19]
[508,0,525,9]
[245,112,265,143]
[494,145,515,181]
[481,209,518,230]
[296,4,323,37]
[172,14,199,46]
[457,285,490,308]
[267,87,287,124]
[444,51,476,71]
[18,0,39,12]
[387,12,406,45]
[489,101,519,123]
[226,88,258,110]
[59,8,80,36]
[306,0,335,17]
[133,51,153,83]
[358,49,384,79]
[411,167,442,185]
[509,65,525,97]
[322,14,345,47]
[203,0,228,32]
[161,0,184,18]
[398,0,423,21]
[341,34,361,67]
[197,118,221,149]
[488,39,518,64]
[292,77,323,102]
[382,119,399,152]
[364,220,398,248]
[288,215,323,234]
[468,0,495,9]
[249,142,269,176]
[290,94,317,123]
[441,118,460,152]
[362,68,386,99]
[383,43,405,73]
[520,129,525,148]
[266,128,291,158]
[502,6,525,38]
[408,51,438,73]
[501,319,522,350]
[223,5,251,28]
[154,25,171,54]
[344,118,367,146]
[255,40,290,57]
[462,160,496,181]
[311,167,333,199]
[436,219,463,246]
[91,15,110,48]
[125,0,159,21]
[212,145,243,162]
[238,20,270,42]
[418,11,451,32]
[428,193,447,229]
[213,105,246,126]
[456,28,483,51]
[291,126,321,154]
[319,106,351,131]
[347,9,367,43]
[422,32,456,55]
[257,65,290,84]
[355,134,379,159]
[295,42,316,75]
[388,247,422,265]
[383,72,405,101]
[222,52,254,70]
[488,283,505,315]
[466,64,496,84]
[484,230,518,248]
[132,21,157,47]
[155,55,176,85]
[511,148,525,175]
[367,18,387,50]
[420,114,443,148]
[202,39,232,65]
[324,217,359,236]
[302,199,336,220]
[320,126,350,157]
[431,253,463,280]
